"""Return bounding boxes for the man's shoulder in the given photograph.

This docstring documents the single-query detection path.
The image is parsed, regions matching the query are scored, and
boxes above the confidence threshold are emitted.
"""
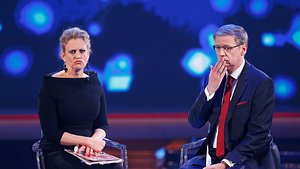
[247,63,271,81]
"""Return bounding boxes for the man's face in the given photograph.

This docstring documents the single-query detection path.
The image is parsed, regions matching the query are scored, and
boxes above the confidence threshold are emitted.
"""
[214,35,247,74]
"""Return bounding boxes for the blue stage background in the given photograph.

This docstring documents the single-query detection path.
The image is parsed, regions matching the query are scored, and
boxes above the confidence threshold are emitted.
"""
[0,0,300,113]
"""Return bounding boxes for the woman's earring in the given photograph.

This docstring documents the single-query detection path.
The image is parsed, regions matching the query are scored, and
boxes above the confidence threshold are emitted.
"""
[63,63,68,72]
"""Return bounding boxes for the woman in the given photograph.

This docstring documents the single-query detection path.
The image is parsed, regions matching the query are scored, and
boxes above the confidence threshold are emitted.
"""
[38,27,121,169]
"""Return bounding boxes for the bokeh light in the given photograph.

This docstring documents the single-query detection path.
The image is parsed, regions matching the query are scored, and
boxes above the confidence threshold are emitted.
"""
[16,1,54,35]
[1,48,32,77]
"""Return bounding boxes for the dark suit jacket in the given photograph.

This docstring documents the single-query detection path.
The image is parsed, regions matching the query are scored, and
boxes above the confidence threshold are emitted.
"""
[189,61,276,167]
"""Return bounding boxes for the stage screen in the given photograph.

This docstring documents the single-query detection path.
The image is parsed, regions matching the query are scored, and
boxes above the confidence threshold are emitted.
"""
[0,0,299,114]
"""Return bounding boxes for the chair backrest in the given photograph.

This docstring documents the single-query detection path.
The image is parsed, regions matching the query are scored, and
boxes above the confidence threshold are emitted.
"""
[32,138,128,169]
[179,137,206,167]
[32,140,45,169]
[179,138,281,169]
[260,142,281,169]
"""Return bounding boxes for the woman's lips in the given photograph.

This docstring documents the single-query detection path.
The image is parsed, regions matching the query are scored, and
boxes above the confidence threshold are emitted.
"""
[74,60,83,64]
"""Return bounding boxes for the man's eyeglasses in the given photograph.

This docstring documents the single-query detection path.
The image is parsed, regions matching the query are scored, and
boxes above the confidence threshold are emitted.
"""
[212,44,243,52]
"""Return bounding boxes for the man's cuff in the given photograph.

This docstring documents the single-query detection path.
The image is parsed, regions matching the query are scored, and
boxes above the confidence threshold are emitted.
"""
[222,159,235,168]
[204,87,215,101]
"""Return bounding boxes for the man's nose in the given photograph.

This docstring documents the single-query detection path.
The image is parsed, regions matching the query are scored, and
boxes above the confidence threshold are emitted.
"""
[219,48,226,56]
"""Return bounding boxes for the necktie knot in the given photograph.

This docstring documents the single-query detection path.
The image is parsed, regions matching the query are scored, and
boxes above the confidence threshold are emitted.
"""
[226,76,234,91]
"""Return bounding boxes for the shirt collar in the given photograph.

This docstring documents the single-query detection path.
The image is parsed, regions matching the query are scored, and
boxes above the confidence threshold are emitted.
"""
[228,59,245,80]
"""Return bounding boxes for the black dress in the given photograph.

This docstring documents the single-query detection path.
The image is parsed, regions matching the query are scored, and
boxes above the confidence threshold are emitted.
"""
[38,71,121,169]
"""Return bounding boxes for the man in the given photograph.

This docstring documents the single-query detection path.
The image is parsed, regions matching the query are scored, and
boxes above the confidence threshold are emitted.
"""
[181,24,279,169]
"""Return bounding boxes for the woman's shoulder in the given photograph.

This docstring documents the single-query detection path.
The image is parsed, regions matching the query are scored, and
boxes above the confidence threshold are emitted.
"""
[51,70,67,78]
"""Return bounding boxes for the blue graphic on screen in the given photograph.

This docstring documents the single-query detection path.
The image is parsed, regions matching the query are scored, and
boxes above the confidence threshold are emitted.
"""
[16,1,54,35]
[155,147,166,160]
[210,0,234,13]
[181,49,212,77]
[1,49,32,77]
[199,24,218,52]
[288,14,300,50]
[274,76,297,100]
[1,0,300,112]
[246,0,272,18]
[261,33,276,47]
[87,22,102,36]
[103,54,134,92]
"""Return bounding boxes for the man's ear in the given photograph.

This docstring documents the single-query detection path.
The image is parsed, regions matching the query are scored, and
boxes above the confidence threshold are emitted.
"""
[241,43,248,56]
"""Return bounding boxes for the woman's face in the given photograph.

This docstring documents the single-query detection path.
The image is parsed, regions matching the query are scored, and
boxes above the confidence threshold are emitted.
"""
[61,38,90,73]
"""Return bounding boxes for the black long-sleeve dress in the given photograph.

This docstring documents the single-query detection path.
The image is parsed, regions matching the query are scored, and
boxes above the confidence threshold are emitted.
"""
[38,71,120,169]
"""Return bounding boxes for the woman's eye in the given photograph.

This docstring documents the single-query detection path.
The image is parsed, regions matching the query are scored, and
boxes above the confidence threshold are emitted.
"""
[69,50,76,54]
[79,49,86,53]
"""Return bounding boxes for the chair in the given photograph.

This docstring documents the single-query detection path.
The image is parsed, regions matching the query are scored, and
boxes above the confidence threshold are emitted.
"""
[179,137,206,167]
[179,137,280,169]
[32,138,128,169]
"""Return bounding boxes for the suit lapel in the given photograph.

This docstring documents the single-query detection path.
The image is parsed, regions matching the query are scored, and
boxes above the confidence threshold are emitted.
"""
[226,61,250,122]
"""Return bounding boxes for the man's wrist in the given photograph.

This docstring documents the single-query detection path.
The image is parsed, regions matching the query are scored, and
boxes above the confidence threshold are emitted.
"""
[221,161,229,168]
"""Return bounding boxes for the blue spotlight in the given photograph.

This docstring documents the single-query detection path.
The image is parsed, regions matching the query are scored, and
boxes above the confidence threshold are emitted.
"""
[199,24,218,52]
[181,49,212,77]
[16,1,54,35]
[0,23,2,32]
[155,147,166,160]
[287,14,300,50]
[274,76,297,100]
[246,0,272,19]
[104,53,134,92]
[261,33,275,47]
[291,30,300,46]
[87,22,102,36]
[210,0,234,13]
[1,49,32,77]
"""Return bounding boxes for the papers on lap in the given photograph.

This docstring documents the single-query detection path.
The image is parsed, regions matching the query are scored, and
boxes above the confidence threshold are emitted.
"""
[65,149,123,165]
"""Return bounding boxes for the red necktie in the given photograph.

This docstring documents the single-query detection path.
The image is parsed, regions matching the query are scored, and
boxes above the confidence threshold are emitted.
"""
[216,76,234,158]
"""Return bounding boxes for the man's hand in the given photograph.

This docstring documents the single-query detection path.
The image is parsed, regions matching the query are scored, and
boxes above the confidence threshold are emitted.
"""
[207,58,227,95]
[204,162,227,169]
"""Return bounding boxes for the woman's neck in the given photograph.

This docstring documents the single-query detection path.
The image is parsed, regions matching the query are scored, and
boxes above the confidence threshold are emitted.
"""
[65,71,84,78]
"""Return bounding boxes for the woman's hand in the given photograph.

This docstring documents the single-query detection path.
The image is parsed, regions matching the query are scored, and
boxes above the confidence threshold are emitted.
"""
[75,138,106,156]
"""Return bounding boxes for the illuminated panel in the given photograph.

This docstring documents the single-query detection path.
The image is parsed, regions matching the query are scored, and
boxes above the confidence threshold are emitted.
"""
[261,33,275,47]
[199,24,218,52]
[210,0,234,13]
[181,49,211,77]
[87,22,102,36]
[16,1,54,35]
[245,0,273,19]
[287,14,300,50]
[1,49,32,77]
[103,53,134,92]
[274,76,297,100]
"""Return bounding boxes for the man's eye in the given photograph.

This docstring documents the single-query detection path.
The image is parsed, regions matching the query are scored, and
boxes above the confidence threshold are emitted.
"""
[79,49,86,53]
[69,50,76,54]
[223,46,231,50]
